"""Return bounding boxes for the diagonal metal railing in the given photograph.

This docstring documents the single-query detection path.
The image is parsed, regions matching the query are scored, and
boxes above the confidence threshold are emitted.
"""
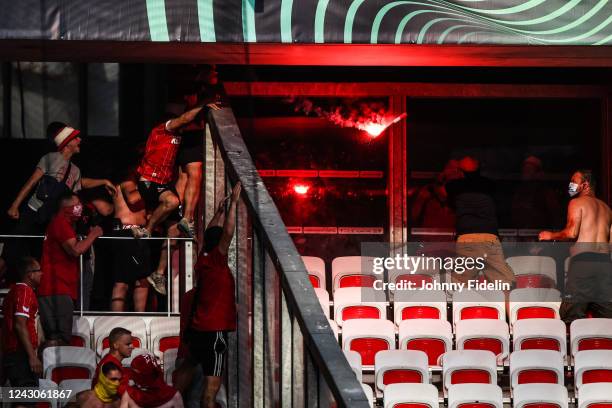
[206,105,370,407]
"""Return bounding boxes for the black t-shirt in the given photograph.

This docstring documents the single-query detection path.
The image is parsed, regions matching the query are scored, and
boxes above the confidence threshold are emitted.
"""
[446,172,498,236]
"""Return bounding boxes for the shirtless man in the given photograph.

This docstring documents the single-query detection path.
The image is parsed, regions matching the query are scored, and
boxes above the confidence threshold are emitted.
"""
[539,169,612,322]
[110,174,150,311]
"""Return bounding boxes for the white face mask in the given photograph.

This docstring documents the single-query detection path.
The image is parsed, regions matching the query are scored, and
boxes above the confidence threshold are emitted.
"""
[568,182,580,197]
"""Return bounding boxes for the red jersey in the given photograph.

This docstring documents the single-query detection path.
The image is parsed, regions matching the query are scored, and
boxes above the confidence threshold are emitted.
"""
[137,122,182,184]
[191,248,236,332]
[92,353,129,395]
[2,283,38,354]
[39,213,78,300]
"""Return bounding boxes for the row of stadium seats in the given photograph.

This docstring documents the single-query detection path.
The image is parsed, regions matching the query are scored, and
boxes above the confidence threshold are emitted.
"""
[304,255,561,292]
[318,287,561,328]
[333,318,612,369]
[345,350,612,408]
[68,315,179,360]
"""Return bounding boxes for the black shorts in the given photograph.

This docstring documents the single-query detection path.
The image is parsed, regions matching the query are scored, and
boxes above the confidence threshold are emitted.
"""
[111,229,151,283]
[186,330,227,377]
[176,131,204,165]
[137,180,179,212]
[4,351,39,388]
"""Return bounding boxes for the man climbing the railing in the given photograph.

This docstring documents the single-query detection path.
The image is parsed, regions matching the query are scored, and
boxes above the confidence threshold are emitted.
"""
[182,181,241,408]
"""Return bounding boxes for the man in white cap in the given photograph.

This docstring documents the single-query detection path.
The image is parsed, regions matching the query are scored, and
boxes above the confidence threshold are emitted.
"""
[6,122,116,274]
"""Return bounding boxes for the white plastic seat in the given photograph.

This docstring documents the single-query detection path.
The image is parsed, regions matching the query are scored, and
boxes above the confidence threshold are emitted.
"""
[163,348,178,385]
[398,319,452,368]
[303,256,326,289]
[342,319,396,369]
[344,350,363,382]
[455,319,510,365]
[578,383,612,408]
[71,316,91,348]
[507,256,557,288]
[574,350,612,398]
[512,319,567,361]
[93,316,147,356]
[387,257,441,288]
[38,378,59,408]
[383,383,439,408]
[375,350,429,398]
[332,256,377,294]
[334,287,387,327]
[362,383,374,408]
[100,347,150,367]
[571,319,612,358]
[59,378,93,406]
[448,383,503,408]
[315,288,331,319]
[441,350,497,397]
[452,290,506,330]
[149,317,180,360]
[513,383,568,408]
[509,350,564,391]
[392,289,447,325]
[42,346,96,384]
[509,288,561,328]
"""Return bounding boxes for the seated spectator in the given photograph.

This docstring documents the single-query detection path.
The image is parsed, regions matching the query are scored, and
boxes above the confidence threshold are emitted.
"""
[2,257,43,389]
[78,327,136,407]
[38,192,103,346]
[128,354,183,408]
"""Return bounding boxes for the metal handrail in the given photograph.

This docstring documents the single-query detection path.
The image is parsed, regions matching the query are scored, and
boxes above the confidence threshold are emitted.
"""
[208,108,370,407]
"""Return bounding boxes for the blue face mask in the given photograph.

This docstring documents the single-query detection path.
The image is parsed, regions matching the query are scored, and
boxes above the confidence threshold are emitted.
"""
[568,182,580,197]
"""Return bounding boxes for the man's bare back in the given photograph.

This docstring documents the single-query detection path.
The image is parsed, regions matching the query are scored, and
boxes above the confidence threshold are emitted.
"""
[113,181,147,227]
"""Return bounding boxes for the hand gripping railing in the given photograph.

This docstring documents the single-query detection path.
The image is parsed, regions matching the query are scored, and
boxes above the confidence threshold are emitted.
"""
[207,107,370,407]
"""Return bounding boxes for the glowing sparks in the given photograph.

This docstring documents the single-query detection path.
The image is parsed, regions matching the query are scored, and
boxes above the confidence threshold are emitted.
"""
[363,123,386,137]
[293,184,310,195]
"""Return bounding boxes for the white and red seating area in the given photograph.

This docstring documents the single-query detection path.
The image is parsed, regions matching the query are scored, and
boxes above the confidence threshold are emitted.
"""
[31,315,181,406]
[305,255,612,407]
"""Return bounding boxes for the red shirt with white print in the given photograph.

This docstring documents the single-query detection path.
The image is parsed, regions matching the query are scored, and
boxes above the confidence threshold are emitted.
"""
[2,283,39,353]
[38,213,78,300]
[137,122,182,184]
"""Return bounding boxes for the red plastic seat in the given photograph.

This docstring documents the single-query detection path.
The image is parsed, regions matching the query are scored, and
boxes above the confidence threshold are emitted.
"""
[517,369,558,384]
[339,275,376,288]
[450,369,491,385]
[522,405,561,408]
[463,338,503,357]
[70,336,85,347]
[406,339,446,366]
[516,307,556,320]
[350,338,390,366]
[342,305,381,321]
[383,369,423,385]
[458,404,496,408]
[516,274,555,289]
[578,338,612,352]
[158,336,180,353]
[520,338,560,352]
[460,306,499,320]
[51,366,91,384]
[401,306,440,320]
[393,405,432,408]
[309,275,320,288]
[583,369,612,384]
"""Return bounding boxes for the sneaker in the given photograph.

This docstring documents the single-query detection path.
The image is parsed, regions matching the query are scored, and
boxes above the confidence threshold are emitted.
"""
[177,218,196,239]
[147,271,167,295]
[131,227,150,239]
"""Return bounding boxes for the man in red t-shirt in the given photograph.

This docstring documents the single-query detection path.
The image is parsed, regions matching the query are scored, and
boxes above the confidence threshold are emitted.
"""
[2,256,43,388]
[38,192,102,346]
[184,182,241,408]
[78,327,137,407]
